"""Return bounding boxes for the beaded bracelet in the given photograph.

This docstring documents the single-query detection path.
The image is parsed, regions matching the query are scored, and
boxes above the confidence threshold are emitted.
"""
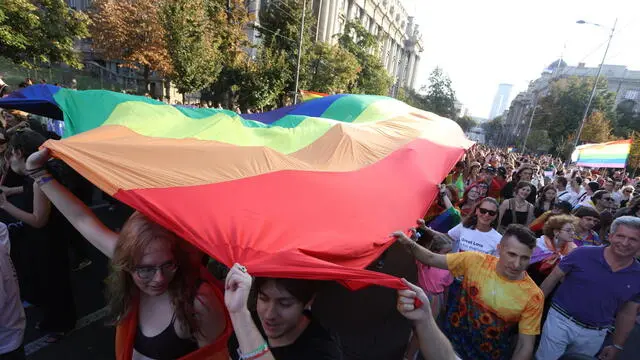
[238,343,269,360]
[36,175,54,187]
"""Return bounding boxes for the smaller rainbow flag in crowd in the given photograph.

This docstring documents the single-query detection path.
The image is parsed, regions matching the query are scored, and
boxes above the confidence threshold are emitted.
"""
[300,90,329,102]
[575,139,631,168]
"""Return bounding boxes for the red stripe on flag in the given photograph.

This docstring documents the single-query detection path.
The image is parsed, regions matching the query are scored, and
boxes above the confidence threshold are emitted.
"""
[114,138,466,289]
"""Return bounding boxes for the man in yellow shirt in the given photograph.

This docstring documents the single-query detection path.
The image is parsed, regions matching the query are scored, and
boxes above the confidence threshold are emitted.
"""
[395,224,543,360]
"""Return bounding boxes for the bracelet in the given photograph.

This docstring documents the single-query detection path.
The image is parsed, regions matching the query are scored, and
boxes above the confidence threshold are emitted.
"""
[36,175,54,187]
[612,344,623,351]
[238,343,269,360]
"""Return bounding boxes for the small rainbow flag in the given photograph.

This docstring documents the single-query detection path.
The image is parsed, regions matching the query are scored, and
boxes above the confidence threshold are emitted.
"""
[0,85,472,290]
[300,90,329,102]
[576,139,631,168]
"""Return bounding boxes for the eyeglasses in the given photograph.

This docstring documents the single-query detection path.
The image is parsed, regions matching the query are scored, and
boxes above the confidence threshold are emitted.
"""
[602,197,613,201]
[624,190,633,193]
[133,261,178,281]
[478,208,497,216]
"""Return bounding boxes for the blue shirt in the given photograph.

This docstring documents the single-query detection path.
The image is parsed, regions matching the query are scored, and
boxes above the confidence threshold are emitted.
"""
[553,246,640,327]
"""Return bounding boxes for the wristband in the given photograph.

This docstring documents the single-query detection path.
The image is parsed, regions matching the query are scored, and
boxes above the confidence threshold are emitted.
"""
[36,175,54,187]
[612,344,623,351]
[238,343,269,360]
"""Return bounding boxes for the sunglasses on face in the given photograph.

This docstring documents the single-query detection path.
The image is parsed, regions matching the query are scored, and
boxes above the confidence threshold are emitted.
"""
[602,197,613,201]
[478,208,497,216]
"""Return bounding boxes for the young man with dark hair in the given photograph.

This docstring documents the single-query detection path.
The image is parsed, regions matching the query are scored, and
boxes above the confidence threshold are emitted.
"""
[395,223,543,360]
[225,264,342,360]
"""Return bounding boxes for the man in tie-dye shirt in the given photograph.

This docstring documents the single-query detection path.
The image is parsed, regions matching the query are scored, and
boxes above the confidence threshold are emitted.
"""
[395,223,543,360]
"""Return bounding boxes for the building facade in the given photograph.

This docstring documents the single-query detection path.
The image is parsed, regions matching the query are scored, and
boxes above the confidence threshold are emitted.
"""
[502,63,640,146]
[315,0,423,91]
[250,0,424,93]
[488,83,512,120]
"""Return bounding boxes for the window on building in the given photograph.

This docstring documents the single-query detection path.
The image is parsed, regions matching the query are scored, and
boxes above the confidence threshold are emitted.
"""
[624,89,639,100]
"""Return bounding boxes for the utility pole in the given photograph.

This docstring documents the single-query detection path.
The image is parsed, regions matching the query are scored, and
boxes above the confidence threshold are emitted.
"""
[573,18,617,150]
[293,0,307,105]
[522,97,538,153]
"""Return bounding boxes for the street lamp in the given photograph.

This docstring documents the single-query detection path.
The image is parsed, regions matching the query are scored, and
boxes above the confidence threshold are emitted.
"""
[572,18,617,150]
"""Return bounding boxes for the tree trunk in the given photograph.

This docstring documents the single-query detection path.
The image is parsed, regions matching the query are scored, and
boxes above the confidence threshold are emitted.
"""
[143,65,151,94]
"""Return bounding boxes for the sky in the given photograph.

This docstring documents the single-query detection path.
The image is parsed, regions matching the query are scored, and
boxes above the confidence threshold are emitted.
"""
[405,0,640,119]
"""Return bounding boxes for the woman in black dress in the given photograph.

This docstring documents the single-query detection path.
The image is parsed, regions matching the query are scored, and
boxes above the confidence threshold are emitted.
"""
[0,129,76,341]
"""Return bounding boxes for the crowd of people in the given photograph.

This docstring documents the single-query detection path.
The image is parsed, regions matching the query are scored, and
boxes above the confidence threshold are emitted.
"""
[0,88,639,360]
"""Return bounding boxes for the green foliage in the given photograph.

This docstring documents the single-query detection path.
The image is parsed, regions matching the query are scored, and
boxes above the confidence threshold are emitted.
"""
[337,21,392,95]
[161,0,222,94]
[307,42,359,93]
[237,46,289,111]
[531,77,617,154]
[397,87,424,109]
[455,115,476,132]
[580,110,614,143]
[0,0,89,69]
[525,129,553,153]
[258,0,315,93]
[628,131,640,172]
[421,67,457,119]
[614,100,640,138]
[482,116,503,146]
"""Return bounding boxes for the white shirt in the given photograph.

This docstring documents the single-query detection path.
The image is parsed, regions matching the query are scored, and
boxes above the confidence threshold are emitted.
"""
[0,223,25,354]
[447,223,502,256]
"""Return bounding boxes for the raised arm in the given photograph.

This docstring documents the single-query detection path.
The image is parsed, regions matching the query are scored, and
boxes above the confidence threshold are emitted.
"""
[27,149,118,258]
[224,264,275,360]
[397,279,457,360]
[393,231,448,270]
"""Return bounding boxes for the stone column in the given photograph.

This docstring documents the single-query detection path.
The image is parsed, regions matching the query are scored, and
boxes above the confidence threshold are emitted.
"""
[405,53,415,89]
[317,0,331,42]
[410,55,420,89]
[325,0,339,43]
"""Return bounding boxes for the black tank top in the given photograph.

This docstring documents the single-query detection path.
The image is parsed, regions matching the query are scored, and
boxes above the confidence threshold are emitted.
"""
[134,311,198,360]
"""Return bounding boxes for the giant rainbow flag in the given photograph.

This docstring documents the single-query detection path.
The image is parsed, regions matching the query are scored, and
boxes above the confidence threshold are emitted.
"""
[575,139,631,168]
[0,85,472,290]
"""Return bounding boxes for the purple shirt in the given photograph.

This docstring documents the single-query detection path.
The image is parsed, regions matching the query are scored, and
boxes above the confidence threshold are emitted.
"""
[553,246,640,327]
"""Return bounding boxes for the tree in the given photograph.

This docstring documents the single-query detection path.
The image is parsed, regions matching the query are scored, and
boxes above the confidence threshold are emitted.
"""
[307,42,359,94]
[89,0,171,90]
[203,0,253,108]
[236,46,288,111]
[531,76,616,154]
[337,21,392,95]
[0,0,89,68]
[482,116,504,146]
[161,0,222,94]
[580,110,614,143]
[421,67,457,119]
[259,0,315,95]
[628,131,640,175]
[614,99,640,138]
[397,87,423,109]
[455,115,476,132]
[525,129,553,153]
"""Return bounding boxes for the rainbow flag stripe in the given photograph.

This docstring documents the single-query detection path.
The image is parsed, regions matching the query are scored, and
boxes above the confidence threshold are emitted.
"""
[576,140,631,168]
[300,90,329,102]
[1,85,472,289]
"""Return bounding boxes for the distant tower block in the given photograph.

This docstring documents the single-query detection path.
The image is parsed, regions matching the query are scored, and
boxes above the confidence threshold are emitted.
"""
[489,84,513,120]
